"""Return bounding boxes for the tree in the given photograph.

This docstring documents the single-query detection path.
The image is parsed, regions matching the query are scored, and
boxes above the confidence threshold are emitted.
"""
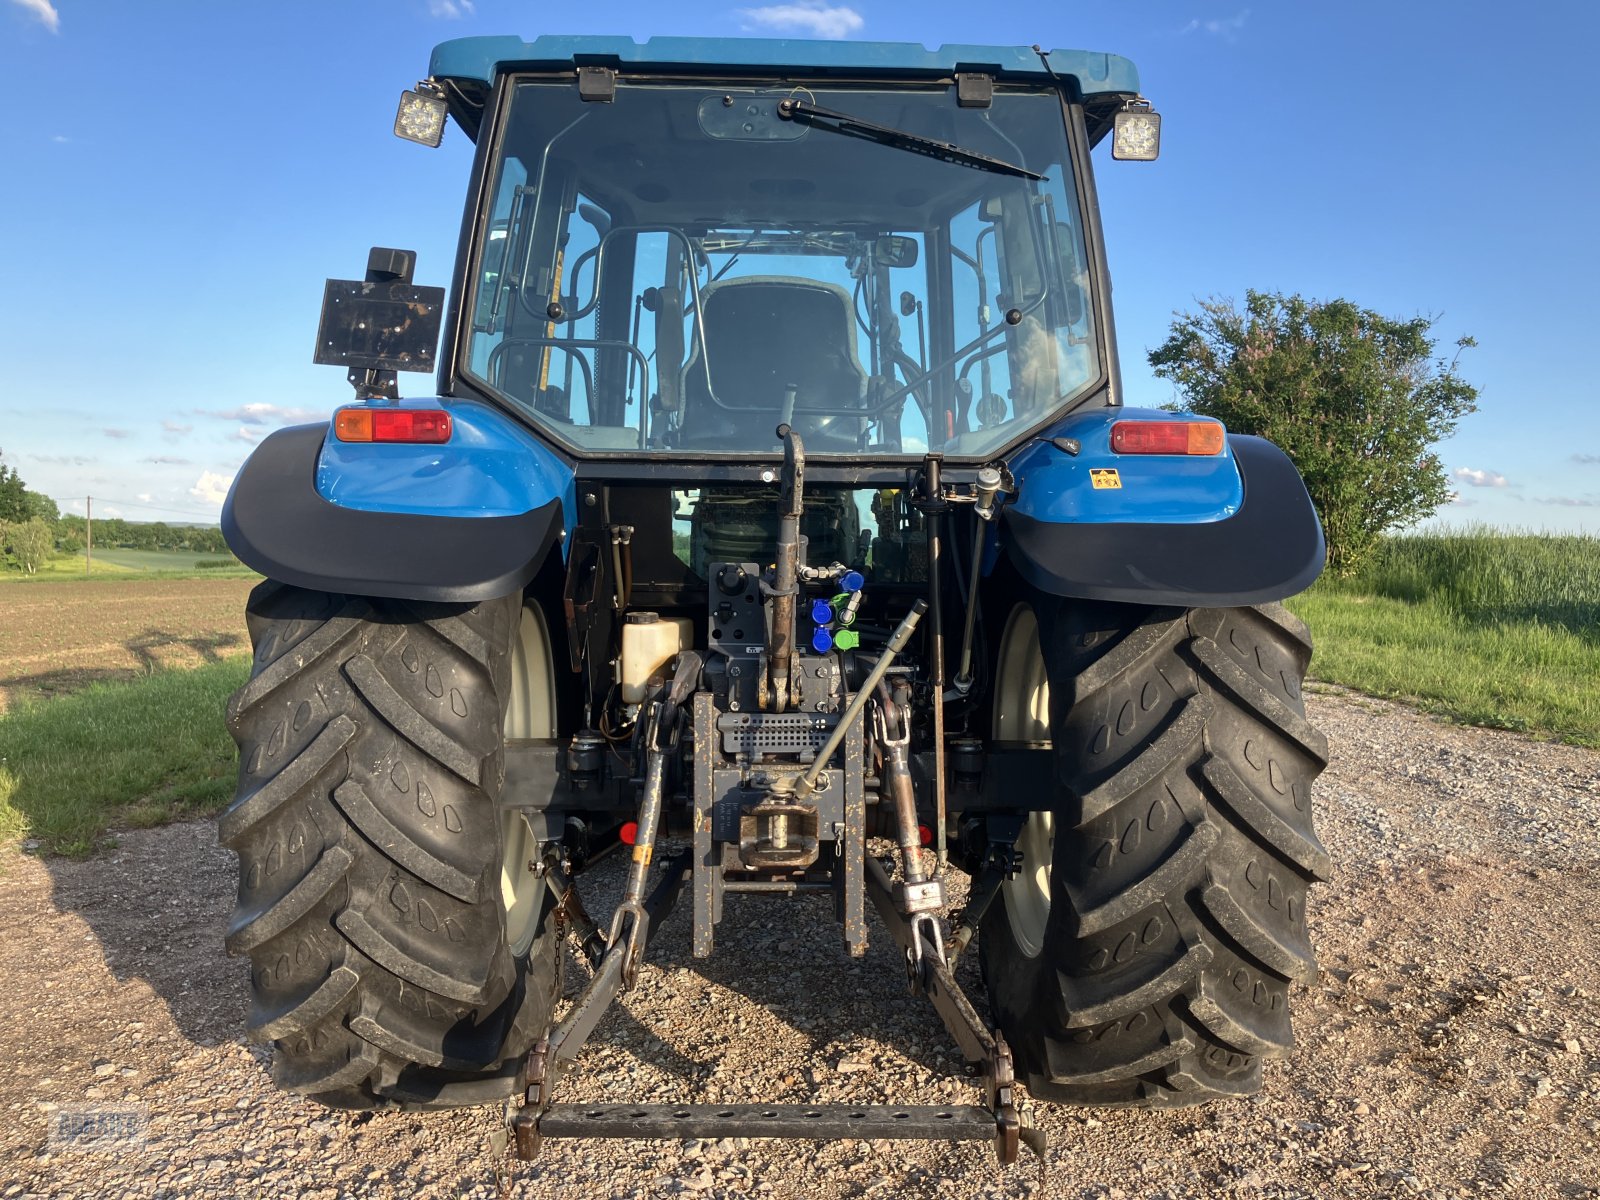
[1149,291,1478,575]
[0,450,26,524]
[0,449,59,528]
[22,491,58,523]
[6,517,53,574]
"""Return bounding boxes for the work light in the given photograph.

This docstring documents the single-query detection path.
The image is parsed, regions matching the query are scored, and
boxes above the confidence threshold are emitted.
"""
[394,82,447,147]
[1112,100,1161,161]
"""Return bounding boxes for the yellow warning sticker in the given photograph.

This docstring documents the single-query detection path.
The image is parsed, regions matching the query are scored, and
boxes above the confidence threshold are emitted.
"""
[632,844,653,865]
[1090,468,1122,490]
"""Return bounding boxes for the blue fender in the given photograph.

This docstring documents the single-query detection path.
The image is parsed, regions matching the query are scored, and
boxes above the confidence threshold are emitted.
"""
[995,408,1325,606]
[222,398,576,602]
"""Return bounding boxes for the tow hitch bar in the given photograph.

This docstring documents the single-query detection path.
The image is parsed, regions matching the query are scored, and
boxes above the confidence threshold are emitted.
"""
[510,853,1043,1168]
[509,621,1041,1168]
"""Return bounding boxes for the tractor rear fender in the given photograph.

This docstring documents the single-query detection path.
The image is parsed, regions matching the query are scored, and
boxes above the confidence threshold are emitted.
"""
[995,408,1325,606]
[222,398,576,602]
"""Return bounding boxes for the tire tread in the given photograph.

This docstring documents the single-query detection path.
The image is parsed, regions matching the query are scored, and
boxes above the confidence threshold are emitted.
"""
[980,598,1327,1108]
[222,582,556,1111]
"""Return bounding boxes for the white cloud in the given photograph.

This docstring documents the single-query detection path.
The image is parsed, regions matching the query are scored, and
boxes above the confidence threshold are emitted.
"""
[143,455,192,466]
[29,453,93,466]
[162,419,193,435]
[738,1,864,38]
[51,134,69,144]
[1574,453,1600,465]
[1446,492,1474,507]
[1453,466,1508,489]
[196,403,324,426]
[1179,9,1250,37]
[233,426,265,444]
[137,493,153,502]
[1536,496,1600,508]
[190,470,235,507]
[427,0,474,16]
[9,0,60,33]
[103,428,132,440]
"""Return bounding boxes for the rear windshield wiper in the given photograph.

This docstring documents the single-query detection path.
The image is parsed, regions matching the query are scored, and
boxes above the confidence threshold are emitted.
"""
[776,97,1045,182]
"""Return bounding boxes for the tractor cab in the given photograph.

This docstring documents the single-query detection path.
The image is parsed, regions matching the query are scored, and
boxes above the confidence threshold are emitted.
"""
[397,37,1159,468]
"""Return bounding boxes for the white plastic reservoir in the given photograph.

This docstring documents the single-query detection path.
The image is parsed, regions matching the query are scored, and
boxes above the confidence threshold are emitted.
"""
[619,613,695,703]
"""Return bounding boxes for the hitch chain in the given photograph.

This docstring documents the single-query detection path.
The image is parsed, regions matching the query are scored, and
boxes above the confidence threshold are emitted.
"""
[947,820,1024,965]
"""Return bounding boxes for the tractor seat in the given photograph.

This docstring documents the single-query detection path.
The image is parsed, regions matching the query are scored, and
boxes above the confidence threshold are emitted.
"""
[677,277,867,452]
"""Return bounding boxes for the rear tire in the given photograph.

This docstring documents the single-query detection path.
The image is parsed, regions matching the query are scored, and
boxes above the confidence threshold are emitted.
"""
[980,594,1329,1106]
[220,582,560,1110]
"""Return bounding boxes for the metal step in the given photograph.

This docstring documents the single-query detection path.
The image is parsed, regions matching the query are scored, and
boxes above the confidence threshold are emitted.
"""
[537,1103,998,1142]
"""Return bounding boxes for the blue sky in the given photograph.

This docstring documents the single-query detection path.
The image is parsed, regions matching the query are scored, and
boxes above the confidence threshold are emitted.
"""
[1,0,1595,530]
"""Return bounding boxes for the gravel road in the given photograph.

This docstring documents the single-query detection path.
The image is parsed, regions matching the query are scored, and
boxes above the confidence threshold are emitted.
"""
[3,689,1598,1199]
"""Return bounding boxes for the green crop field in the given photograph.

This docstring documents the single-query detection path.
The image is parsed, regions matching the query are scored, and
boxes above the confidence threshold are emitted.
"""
[5,548,255,581]
[1287,527,1600,748]
[89,548,251,573]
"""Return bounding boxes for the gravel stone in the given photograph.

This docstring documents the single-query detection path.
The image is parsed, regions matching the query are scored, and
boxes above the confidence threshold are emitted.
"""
[1,691,1598,1197]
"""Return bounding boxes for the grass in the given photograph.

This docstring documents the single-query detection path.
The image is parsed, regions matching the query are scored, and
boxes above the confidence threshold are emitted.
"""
[1287,527,1600,748]
[0,656,251,857]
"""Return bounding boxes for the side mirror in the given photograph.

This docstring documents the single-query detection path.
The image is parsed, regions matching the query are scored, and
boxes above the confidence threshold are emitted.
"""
[874,236,919,269]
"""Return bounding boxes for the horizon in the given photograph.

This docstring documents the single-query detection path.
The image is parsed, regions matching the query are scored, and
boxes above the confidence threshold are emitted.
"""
[2,1,1595,533]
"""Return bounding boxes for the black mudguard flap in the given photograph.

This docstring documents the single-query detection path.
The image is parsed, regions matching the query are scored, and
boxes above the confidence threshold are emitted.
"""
[222,424,561,602]
[1001,434,1326,607]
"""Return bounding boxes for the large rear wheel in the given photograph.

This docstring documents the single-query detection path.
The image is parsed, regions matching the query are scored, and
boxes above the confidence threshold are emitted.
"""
[221,583,560,1109]
[980,593,1330,1106]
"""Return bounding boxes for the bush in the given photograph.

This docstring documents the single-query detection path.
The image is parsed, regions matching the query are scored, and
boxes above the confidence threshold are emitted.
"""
[1150,291,1479,574]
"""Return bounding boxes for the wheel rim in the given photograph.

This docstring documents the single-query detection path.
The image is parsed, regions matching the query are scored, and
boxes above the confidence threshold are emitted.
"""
[993,604,1052,958]
[502,604,555,957]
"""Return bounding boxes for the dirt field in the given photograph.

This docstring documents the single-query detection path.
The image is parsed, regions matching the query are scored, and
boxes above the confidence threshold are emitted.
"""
[1,690,1597,1198]
[0,578,255,712]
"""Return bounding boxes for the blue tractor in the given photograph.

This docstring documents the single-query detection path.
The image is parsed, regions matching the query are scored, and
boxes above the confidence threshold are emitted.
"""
[221,34,1328,1164]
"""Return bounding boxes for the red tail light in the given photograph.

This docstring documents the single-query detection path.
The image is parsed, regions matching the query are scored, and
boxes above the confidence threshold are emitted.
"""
[1110,420,1224,456]
[619,821,639,846]
[334,407,453,444]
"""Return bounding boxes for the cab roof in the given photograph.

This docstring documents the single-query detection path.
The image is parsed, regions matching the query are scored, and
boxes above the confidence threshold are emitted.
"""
[428,35,1141,142]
